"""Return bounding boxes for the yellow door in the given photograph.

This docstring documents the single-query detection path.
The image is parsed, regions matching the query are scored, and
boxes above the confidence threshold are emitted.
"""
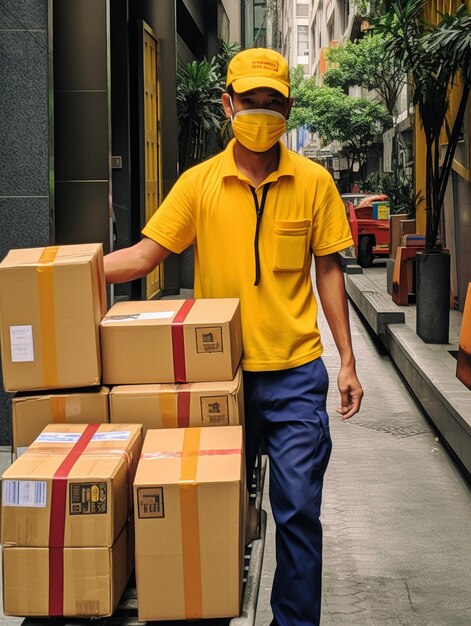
[143,27,163,299]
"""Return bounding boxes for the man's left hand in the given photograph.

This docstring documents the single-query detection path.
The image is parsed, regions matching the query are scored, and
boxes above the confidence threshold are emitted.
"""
[336,365,363,420]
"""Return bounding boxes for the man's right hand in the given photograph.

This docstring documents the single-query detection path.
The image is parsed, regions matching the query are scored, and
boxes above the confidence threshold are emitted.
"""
[104,237,171,284]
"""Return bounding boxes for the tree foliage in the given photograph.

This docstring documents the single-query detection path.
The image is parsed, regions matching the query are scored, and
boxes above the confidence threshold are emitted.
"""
[176,40,240,172]
[372,0,471,251]
[289,72,391,185]
[323,34,406,116]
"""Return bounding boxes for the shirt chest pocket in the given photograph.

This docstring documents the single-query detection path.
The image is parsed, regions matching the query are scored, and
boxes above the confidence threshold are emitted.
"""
[273,219,311,271]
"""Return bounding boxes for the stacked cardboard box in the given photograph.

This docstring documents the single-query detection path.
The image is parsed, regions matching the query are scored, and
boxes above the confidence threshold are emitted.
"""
[12,386,110,457]
[0,241,247,620]
[134,425,245,621]
[109,368,244,435]
[100,298,247,620]
[0,244,133,617]
[100,298,242,384]
[1,423,143,617]
[0,243,112,458]
[0,244,106,392]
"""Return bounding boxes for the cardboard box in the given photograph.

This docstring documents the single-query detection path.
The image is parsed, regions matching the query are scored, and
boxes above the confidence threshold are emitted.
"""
[134,426,245,621]
[0,243,107,392]
[109,367,244,435]
[389,213,409,260]
[372,200,390,220]
[1,423,143,548]
[100,298,242,384]
[12,386,110,457]
[2,518,133,617]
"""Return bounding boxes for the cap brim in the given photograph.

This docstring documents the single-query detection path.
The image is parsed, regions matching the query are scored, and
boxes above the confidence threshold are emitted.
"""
[231,77,289,98]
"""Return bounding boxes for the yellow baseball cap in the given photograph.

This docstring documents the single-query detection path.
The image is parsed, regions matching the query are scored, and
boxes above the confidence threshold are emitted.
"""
[226,48,290,97]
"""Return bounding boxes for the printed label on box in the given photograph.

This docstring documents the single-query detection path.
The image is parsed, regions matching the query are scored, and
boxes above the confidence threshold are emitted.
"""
[138,487,165,518]
[195,326,223,353]
[138,311,175,320]
[201,396,229,425]
[91,430,131,441]
[104,311,175,322]
[36,432,82,443]
[9,325,34,362]
[2,480,47,507]
[69,482,107,515]
[377,205,390,220]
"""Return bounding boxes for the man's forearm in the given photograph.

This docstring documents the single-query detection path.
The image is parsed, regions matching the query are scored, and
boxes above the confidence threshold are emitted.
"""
[315,252,363,418]
[104,238,171,284]
[104,248,146,284]
[314,253,355,366]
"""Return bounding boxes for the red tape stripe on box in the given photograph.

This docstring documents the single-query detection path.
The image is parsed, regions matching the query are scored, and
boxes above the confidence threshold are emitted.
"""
[171,299,195,382]
[177,389,191,428]
[48,423,100,616]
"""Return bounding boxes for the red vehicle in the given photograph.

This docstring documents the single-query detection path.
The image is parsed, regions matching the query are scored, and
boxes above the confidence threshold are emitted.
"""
[342,193,390,267]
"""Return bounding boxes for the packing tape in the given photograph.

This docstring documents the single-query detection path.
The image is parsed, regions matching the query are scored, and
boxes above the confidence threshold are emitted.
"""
[171,299,195,382]
[37,246,59,388]
[157,387,179,428]
[157,385,192,427]
[48,423,100,616]
[142,448,242,460]
[180,427,203,619]
[177,387,191,428]
[50,397,67,422]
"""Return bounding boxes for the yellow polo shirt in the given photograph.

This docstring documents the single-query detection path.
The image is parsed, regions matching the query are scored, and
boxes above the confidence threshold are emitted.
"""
[142,139,353,371]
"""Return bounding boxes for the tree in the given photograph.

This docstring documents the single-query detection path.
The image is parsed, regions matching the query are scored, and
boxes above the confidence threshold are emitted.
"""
[176,41,240,172]
[373,0,471,251]
[324,34,405,117]
[289,76,391,188]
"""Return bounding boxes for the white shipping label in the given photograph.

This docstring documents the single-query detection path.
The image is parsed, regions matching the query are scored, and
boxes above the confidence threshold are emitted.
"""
[9,325,34,362]
[2,480,47,507]
[138,311,175,320]
[92,431,131,441]
[104,311,175,322]
[36,432,82,443]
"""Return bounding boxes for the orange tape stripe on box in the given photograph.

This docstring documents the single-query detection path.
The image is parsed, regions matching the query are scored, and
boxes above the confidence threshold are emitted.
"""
[50,396,67,422]
[157,388,179,428]
[180,427,203,619]
[157,385,192,428]
[37,246,59,388]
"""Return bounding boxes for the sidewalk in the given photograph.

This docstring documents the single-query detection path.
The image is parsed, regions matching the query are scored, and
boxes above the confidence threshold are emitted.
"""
[346,264,471,477]
[256,262,471,625]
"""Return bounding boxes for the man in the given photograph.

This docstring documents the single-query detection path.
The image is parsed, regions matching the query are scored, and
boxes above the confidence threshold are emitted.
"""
[105,48,363,626]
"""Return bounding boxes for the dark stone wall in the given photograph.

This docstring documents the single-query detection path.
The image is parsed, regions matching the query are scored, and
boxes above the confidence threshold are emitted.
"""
[0,0,51,446]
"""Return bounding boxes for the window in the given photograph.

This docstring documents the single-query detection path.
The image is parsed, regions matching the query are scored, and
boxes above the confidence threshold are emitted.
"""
[297,25,309,57]
[296,2,309,17]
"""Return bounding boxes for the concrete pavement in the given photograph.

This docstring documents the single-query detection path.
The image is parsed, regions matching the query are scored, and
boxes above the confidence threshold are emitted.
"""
[257,264,471,625]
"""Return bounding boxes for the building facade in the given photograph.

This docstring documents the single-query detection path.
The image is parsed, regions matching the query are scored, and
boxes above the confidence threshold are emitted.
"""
[0,0,243,445]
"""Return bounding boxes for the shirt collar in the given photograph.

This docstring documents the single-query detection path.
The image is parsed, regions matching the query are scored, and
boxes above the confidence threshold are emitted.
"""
[220,139,296,184]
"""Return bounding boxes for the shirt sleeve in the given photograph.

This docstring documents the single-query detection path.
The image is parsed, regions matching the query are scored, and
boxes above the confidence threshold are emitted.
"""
[311,174,354,256]
[141,169,197,253]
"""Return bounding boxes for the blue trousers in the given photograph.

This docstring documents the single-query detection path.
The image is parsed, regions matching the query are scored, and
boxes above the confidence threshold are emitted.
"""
[243,358,332,626]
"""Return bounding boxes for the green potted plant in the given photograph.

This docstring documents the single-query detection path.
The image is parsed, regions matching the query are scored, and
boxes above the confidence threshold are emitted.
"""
[176,40,240,173]
[374,0,471,343]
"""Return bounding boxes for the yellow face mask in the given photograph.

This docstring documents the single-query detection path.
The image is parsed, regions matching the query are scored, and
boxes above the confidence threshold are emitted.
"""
[231,105,287,153]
